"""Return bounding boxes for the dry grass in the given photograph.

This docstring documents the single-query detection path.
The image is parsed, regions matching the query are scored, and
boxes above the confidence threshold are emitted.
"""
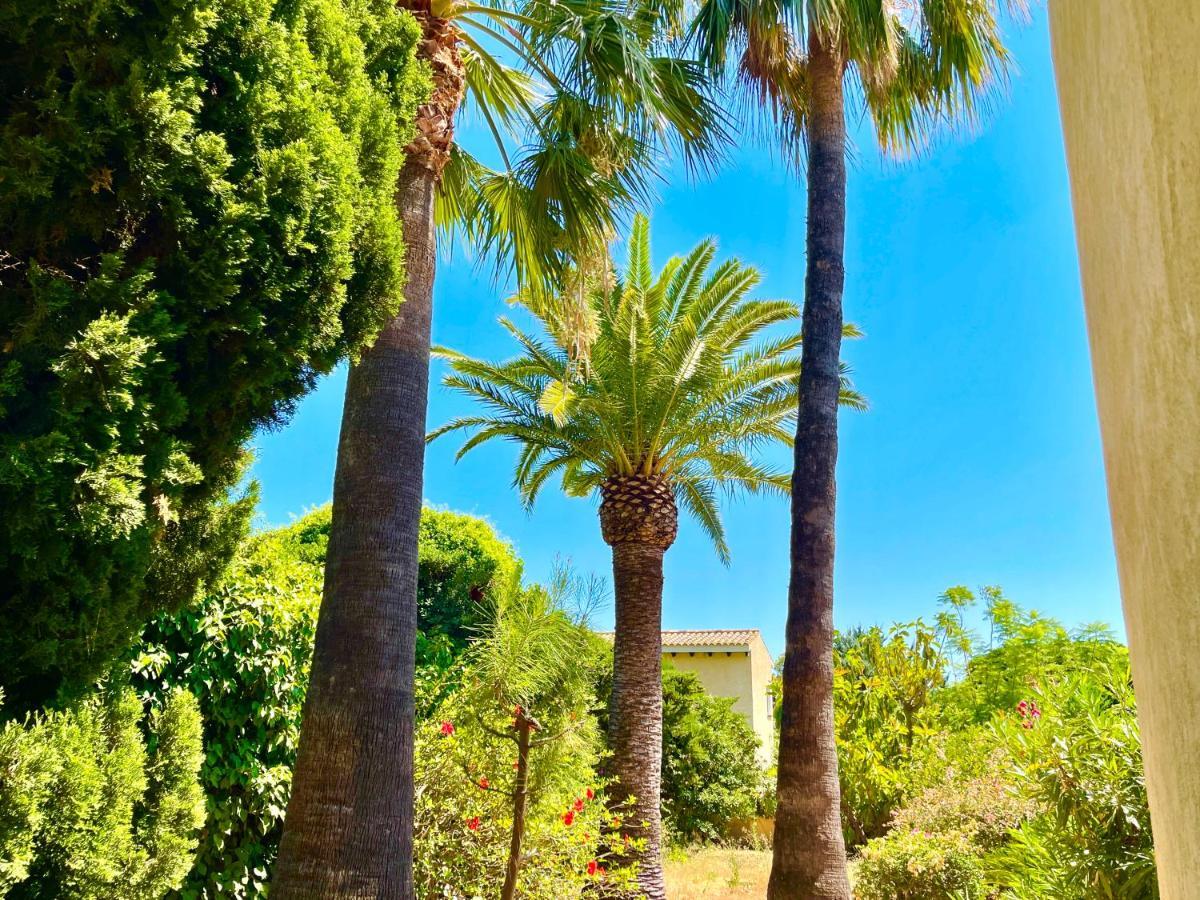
[663,847,772,898]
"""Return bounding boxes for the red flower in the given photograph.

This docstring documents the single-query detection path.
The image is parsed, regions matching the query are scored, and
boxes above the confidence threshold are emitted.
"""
[439,721,455,736]
[563,810,575,827]
[573,797,585,812]
[586,788,595,801]
[478,777,489,789]
[466,816,480,831]
[587,860,598,876]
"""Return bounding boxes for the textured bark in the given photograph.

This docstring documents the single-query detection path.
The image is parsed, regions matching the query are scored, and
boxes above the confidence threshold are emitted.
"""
[768,30,852,900]
[602,475,677,900]
[272,13,463,898]
[501,714,534,900]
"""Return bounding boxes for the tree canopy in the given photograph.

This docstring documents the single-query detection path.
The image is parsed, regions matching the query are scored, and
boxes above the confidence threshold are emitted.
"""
[0,0,429,709]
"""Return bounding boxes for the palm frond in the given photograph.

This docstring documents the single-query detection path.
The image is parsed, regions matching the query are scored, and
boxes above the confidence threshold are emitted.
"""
[430,218,868,561]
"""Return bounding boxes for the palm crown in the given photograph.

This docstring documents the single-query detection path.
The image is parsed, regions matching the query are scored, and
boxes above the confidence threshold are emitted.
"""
[434,0,727,287]
[430,215,865,561]
[691,0,1022,160]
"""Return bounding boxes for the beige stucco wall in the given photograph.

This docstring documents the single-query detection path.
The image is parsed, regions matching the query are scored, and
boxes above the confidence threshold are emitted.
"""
[666,637,775,767]
[1049,2,1200,895]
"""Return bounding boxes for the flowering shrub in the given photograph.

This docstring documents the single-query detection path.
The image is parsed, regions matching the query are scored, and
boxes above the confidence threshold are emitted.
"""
[131,504,522,897]
[413,705,638,897]
[988,656,1157,898]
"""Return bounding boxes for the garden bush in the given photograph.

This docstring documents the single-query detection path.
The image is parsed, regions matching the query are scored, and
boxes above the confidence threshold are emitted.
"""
[660,666,765,844]
[0,0,428,710]
[0,681,204,897]
[988,655,1157,899]
[132,504,521,897]
[854,754,1035,900]
[855,827,986,900]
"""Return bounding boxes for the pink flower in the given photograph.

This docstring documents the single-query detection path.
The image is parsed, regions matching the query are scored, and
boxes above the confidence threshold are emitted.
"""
[439,721,455,736]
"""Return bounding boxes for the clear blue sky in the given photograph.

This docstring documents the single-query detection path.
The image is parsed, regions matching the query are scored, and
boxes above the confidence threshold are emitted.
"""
[250,8,1122,658]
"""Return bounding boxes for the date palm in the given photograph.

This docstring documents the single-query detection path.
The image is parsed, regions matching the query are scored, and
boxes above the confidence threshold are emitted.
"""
[273,0,726,893]
[430,214,864,897]
[689,0,1021,895]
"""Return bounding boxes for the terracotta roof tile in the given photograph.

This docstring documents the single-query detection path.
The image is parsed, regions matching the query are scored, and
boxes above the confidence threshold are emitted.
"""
[661,629,759,647]
[596,629,761,647]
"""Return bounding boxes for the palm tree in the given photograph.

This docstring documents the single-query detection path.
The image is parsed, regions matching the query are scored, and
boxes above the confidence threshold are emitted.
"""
[273,0,725,894]
[430,214,865,897]
[687,1,1020,895]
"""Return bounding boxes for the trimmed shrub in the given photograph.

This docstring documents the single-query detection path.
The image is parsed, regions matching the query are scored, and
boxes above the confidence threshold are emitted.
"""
[0,682,204,897]
[855,827,985,900]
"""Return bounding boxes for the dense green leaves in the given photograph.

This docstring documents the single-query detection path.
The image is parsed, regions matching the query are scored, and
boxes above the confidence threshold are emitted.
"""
[131,505,520,898]
[0,682,204,898]
[0,0,428,710]
[843,588,1154,899]
[660,667,766,844]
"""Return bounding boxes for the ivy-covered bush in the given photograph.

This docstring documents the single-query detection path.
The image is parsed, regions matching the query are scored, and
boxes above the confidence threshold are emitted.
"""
[0,682,204,897]
[0,0,428,710]
[659,666,765,844]
[132,504,520,898]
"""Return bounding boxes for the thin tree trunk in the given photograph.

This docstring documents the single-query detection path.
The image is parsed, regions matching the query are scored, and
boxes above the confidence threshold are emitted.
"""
[501,716,533,900]
[272,157,437,899]
[768,30,852,900]
[607,541,668,899]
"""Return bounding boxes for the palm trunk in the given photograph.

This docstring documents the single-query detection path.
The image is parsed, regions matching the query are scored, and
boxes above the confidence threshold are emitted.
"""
[271,156,437,899]
[501,715,533,900]
[768,30,852,900]
[607,541,668,899]
[273,12,463,893]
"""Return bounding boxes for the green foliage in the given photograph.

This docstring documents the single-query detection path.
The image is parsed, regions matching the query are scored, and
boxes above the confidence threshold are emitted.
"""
[854,757,1035,900]
[0,682,204,898]
[131,504,520,898]
[432,213,865,561]
[660,666,765,844]
[0,0,428,710]
[938,586,1121,727]
[988,655,1157,899]
[855,827,986,900]
[834,621,948,848]
[845,589,1155,900]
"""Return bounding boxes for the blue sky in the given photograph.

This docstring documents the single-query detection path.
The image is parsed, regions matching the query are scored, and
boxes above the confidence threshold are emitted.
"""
[250,8,1122,658]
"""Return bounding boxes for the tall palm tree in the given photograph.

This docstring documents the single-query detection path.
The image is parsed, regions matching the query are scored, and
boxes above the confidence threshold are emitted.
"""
[272,0,726,893]
[430,215,865,897]
[688,1,1020,895]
